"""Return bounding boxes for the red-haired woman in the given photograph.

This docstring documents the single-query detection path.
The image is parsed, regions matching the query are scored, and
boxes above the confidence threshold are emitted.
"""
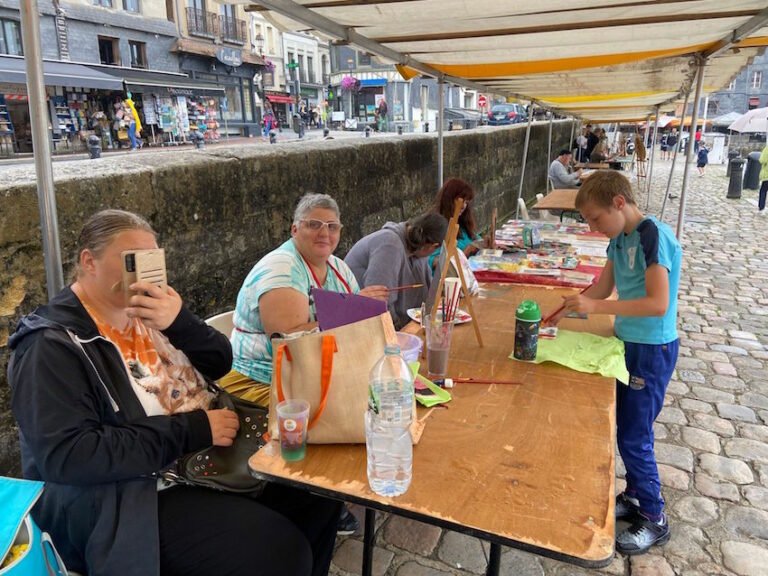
[428,177,486,268]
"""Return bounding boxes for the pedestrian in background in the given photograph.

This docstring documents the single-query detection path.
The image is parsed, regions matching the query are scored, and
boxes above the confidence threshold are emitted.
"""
[696,143,709,176]
[758,142,768,214]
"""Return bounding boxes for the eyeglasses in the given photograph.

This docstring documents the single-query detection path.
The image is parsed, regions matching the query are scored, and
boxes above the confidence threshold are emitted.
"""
[300,219,343,233]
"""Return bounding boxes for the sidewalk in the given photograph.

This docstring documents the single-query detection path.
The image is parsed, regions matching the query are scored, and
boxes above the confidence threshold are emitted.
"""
[330,160,768,576]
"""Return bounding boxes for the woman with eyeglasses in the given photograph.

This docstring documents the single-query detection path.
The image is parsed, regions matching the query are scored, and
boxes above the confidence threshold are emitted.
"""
[345,213,448,330]
[224,193,387,405]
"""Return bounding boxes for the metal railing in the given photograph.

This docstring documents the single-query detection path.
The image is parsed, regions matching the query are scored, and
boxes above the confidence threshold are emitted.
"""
[219,16,246,44]
[186,7,217,37]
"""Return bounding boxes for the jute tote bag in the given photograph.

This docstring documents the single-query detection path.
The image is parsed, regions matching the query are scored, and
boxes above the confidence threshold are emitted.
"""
[269,312,398,444]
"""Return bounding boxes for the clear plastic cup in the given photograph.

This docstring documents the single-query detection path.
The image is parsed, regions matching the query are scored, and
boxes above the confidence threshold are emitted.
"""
[425,314,453,380]
[276,399,310,462]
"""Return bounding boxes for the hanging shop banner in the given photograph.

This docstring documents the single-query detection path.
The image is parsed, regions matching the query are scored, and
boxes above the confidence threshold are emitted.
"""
[217,48,243,67]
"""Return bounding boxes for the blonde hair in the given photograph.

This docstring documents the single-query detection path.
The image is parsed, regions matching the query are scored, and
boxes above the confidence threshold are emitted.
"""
[575,171,636,210]
[74,209,155,278]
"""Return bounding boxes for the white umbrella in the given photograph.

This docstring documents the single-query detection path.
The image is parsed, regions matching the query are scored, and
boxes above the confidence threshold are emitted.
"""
[728,107,768,133]
[711,111,742,127]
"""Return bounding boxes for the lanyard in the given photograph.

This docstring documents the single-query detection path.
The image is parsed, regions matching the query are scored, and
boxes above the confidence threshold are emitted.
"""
[300,253,352,294]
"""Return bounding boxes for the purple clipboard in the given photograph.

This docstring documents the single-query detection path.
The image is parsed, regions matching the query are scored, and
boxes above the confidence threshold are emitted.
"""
[311,288,388,331]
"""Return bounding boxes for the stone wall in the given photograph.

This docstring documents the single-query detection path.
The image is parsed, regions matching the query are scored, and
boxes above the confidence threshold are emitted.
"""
[0,120,574,476]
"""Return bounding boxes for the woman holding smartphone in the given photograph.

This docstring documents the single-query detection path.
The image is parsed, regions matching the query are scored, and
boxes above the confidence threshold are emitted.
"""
[8,209,340,576]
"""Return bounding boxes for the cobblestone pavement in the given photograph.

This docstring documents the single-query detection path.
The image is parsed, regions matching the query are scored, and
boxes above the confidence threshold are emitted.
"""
[329,158,768,576]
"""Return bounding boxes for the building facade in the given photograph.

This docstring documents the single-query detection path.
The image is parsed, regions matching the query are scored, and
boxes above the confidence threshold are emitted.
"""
[0,0,264,157]
[707,52,768,117]
[250,10,290,128]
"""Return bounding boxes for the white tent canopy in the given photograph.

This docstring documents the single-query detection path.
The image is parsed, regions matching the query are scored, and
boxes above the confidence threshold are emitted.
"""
[244,0,768,121]
[712,111,744,127]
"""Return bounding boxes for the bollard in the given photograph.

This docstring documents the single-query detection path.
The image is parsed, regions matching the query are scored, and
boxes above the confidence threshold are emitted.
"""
[397,125,403,135]
[725,150,739,177]
[269,129,277,144]
[423,122,429,133]
[728,158,745,199]
[323,127,329,138]
[744,151,761,190]
[87,134,101,159]
[364,126,371,138]
[448,120,453,131]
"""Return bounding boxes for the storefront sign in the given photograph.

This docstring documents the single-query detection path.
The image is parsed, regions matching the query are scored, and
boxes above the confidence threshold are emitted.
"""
[300,87,317,98]
[168,87,195,96]
[217,48,243,67]
[0,83,27,95]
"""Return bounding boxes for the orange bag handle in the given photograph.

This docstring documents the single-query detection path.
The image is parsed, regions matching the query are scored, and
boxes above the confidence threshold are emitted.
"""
[275,335,337,430]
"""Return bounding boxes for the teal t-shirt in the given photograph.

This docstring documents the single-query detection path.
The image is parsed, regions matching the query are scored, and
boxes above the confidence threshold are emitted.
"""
[427,227,480,269]
[232,239,360,384]
[607,216,681,345]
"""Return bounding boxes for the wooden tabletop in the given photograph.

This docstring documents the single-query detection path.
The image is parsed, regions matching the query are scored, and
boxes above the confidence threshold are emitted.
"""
[574,162,610,169]
[532,189,578,212]
[249,284,616,567]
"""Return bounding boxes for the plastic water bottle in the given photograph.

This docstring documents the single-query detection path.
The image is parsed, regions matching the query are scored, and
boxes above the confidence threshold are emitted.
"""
[366,344,414,496]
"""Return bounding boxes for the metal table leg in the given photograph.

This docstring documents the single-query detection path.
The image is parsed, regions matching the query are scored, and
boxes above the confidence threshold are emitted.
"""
[486,543,501,576]
[362,508,376,576]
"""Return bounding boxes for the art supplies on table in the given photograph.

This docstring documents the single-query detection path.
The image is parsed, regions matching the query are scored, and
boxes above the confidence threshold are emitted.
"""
[410,363,452,407]
[407,307,472,325]
[539,326,558,339]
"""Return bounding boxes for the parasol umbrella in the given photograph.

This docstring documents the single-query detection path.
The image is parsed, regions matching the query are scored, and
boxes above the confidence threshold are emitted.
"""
[728,107,768,133]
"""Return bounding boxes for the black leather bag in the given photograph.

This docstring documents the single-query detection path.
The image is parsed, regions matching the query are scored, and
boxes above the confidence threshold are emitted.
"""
[168,385,269,493]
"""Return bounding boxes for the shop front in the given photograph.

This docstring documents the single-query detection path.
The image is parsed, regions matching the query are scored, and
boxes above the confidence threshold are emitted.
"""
[0,55,124,156]
[264,90,293,129]
[172,41,264,137]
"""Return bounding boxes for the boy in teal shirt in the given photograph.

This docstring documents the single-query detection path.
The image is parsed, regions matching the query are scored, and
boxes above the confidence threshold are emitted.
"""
[550,170,681,555]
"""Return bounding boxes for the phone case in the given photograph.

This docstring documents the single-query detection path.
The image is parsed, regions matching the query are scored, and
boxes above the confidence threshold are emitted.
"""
[121,249,167,305]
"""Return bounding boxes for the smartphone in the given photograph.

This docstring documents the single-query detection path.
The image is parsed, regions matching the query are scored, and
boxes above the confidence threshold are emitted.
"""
[121,249,167,304]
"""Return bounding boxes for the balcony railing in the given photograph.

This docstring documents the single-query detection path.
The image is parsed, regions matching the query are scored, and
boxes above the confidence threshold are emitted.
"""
[186,7,217,38]
[219,16,246,44]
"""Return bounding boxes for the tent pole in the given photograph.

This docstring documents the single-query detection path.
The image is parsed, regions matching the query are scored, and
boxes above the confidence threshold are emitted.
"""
[437,79,444,187]
[676,58,707,241]
[546,113,553,193]
[660,88,691,221]
[515,101,534,219]
[646,106,660,209]
[568,117,576,157]
[643,115,651,148]
[20,0,64,298]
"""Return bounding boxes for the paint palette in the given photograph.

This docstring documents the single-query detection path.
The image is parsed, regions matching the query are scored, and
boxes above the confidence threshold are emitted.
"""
[407,308,472,325]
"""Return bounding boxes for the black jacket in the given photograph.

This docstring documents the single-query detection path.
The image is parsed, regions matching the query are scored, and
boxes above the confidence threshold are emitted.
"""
[8,287,232,575]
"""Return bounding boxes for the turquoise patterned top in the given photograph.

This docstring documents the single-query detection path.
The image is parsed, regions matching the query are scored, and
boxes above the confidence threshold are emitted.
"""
[232,239,359,383]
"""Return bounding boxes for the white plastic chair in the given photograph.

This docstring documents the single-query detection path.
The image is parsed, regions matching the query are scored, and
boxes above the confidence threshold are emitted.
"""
[517,197,530,220]
[206,310,234,338]
[534,193,559,222]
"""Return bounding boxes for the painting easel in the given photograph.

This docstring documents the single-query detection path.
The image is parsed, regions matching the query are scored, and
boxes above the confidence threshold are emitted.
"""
[430,199,484,347]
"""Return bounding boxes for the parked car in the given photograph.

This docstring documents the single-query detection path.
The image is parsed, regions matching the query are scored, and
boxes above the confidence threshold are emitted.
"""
[486,103,527,126]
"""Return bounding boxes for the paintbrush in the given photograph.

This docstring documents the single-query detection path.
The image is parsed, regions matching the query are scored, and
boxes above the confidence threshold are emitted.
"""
[449,377,524,385]
[542,282,594,325]
[387,283,424,292]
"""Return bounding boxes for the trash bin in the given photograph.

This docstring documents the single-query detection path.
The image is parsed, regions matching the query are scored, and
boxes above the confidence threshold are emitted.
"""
[292,113,305,138]
[725,149,739,176]
[744,151,761,190]
[728,158,745,199]
[87,134,101,159]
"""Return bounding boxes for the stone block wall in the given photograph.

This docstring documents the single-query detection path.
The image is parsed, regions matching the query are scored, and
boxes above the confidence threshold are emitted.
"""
[0,120,574,476]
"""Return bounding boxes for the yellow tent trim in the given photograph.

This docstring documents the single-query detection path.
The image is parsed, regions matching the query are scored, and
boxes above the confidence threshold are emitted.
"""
[539,91,672,104]
[396,64,420,81]
[735,36,768,48]
[427,42,714,78]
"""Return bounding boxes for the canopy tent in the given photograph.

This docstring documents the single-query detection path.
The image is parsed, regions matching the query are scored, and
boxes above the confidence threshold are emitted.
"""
[244,0,768,122]
[728,106,768,133]
[711,111,744,127]
[667,116,713,128]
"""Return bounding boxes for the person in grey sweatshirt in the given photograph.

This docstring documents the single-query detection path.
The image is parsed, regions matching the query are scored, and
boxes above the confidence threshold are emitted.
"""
[345,214,448,329]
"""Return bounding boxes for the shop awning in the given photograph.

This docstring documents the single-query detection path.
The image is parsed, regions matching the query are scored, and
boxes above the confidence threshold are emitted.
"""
[267,93,295,104]
[360,78,386,87]
[245,0,768,121]
[85,65,225,97]
[0,55,124,90]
